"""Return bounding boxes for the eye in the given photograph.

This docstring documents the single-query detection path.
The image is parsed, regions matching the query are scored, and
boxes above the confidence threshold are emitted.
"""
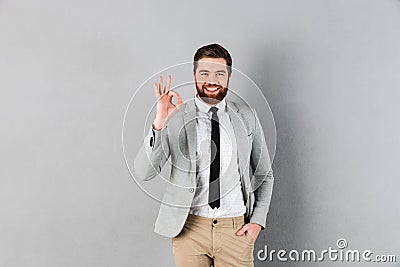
[200,72,208,76]
[217,72,225,76]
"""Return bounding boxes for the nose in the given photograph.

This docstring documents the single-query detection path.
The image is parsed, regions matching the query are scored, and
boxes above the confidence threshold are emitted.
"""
[206,74,218,84]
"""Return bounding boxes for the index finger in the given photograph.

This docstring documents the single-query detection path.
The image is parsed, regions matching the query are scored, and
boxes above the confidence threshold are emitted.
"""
[167,90,183,104]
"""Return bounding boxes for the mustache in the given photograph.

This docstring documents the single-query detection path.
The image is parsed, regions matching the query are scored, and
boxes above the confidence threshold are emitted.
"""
[202,83,223,89]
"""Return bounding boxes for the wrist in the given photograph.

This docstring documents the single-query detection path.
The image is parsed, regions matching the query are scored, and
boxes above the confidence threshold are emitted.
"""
[153,117,166,130]
[250,222,262,230]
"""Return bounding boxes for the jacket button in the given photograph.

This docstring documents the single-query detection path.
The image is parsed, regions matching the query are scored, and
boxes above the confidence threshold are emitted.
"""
[189,188,194,193]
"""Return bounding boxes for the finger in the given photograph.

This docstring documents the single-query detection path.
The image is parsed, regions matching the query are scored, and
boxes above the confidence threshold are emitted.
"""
[176,94,183,105]
[154,82,160,98]
[165,75,171,92]
[236,229,245,236]
[173,91,183,105]
[157,76,162,95]
[167,93,173,103]
[168,90,181,101]
[159,76,164,95]
[236,225,248,236]
[167,91,182,106]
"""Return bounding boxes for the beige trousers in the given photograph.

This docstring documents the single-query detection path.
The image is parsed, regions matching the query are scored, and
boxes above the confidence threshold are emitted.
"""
[171,214,255,267]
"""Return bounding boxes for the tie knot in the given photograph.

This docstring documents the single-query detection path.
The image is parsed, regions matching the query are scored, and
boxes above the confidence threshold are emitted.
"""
[209,107,218,114]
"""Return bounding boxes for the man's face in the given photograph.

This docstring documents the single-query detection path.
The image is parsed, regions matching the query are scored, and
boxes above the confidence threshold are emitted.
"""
[194,57,230,105]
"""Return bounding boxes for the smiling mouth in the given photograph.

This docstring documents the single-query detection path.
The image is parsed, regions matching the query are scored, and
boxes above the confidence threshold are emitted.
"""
[204,86,220,92]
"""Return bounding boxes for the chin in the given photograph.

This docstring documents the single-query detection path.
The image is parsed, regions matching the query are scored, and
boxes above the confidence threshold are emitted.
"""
[200,92,227,103]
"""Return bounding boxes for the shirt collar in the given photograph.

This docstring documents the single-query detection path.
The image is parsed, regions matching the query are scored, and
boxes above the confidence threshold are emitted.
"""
[194,93,226,113]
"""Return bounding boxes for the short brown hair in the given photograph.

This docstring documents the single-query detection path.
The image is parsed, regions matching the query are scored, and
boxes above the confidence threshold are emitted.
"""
[193,43,232,75]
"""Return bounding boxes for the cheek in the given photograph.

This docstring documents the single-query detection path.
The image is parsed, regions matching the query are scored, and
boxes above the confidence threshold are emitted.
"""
[196,81,207,89]
[195,76,207,84]
[219,77,229,86]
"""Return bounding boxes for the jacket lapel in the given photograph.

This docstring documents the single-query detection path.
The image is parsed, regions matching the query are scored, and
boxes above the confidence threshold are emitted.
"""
[227,101,250,178]
[183,99,197,172]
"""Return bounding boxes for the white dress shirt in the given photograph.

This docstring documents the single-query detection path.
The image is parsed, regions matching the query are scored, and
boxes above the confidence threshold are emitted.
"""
[189,94,246,218]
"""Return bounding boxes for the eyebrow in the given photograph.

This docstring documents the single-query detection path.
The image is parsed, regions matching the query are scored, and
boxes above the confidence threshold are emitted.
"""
[198,69,227,73]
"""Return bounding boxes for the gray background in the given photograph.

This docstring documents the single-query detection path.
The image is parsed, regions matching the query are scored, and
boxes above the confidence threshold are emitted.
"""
[1,0,399,266]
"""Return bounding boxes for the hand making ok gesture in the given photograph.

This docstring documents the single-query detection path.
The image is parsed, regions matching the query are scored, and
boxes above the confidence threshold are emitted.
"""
[152,75,183,130]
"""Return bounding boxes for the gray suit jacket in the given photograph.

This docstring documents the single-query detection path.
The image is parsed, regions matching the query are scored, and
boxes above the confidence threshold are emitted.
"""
[134,99,274,238]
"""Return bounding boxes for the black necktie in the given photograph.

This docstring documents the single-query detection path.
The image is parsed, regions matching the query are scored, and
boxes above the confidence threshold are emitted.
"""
[209,107,220,209]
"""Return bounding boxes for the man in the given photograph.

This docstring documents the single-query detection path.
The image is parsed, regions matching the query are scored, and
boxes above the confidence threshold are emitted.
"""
[134,43,274,267]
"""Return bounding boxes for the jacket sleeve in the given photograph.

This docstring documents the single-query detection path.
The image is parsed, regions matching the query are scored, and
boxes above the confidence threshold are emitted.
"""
[248,108,275,230]
[133,125,170,181]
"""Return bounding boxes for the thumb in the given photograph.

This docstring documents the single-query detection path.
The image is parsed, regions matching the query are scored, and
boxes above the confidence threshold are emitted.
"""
[236,224,248,236]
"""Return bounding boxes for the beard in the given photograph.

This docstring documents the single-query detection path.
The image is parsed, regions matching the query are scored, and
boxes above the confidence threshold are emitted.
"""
[195,79,229,105]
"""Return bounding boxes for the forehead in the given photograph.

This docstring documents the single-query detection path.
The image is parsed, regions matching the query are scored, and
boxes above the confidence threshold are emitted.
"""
[196,57,227,71]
